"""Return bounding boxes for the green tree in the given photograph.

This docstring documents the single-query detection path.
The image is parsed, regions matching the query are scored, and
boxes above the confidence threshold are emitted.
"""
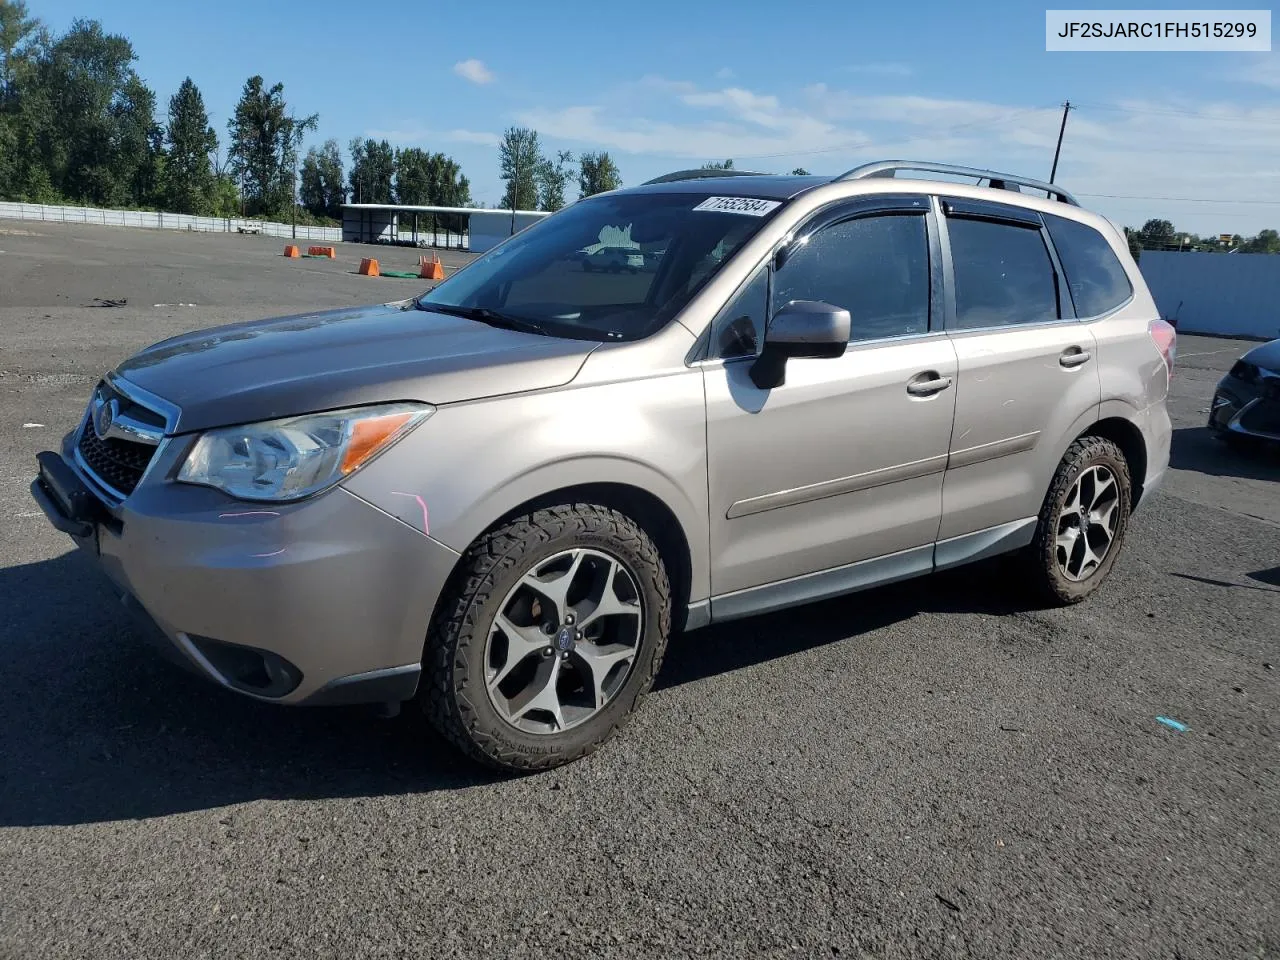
[209,171,240,217]
[227,75,315,216]
[163,77,216,214]
[393,147,470,207]
[393,146,433,205]
[536,149,574,212]
[791,167,810,175]
[348,137,394,204]
[701,158,734,170]
[1123,227,1142,263]
[577,150,621,198]
[498,126,540,211]
[300,138,344,219]
[0,0,38,98]
[22,19,160,207]
[1140,218,1175,240]
[1241,228,1280,254]
[0,0,44,199]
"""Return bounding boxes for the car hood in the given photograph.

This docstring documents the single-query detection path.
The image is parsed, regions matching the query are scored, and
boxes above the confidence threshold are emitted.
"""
[1242,338,1280,372]
[115,301,599,433]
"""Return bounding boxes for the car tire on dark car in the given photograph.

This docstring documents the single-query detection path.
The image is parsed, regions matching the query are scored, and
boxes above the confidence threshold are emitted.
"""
[1026,435,1133,606]
[421,503,671,772]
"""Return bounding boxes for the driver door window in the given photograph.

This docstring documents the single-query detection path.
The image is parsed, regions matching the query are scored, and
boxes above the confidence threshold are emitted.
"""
[771,213,931,341]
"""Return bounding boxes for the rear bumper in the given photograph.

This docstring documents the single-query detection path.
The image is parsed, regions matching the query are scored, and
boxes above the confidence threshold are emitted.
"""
[31,445,461,705]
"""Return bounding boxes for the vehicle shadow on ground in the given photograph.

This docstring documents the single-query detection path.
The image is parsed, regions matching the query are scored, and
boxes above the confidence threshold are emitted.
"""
[0,549,1039,827]
[1169,426,1280,482]
[657,557,1037,691]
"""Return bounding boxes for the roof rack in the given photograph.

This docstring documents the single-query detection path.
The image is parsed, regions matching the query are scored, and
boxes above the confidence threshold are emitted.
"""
[642,169,768,185]
[834,160,1080,206]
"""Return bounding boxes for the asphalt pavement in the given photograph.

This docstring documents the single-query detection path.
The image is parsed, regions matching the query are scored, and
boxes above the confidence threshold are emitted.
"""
[0,223,1277,960]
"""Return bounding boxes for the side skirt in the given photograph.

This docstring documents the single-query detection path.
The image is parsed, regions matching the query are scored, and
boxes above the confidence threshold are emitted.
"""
[699,517,1037,626]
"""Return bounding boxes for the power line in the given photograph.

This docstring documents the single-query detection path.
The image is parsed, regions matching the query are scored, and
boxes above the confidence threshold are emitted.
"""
[1078,193,1280,205]
[1074,101,1280,125]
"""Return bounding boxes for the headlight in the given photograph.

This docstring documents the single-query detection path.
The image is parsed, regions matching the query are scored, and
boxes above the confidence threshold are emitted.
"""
[177,402,433,502]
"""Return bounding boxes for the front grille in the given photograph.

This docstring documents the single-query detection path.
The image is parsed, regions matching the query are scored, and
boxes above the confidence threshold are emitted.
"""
[1240,399,1280,436]
[78,419,156,495]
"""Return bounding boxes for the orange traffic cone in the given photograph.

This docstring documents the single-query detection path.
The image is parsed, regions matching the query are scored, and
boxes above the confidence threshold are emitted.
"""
[358,257,380,277]
[419,252,445,281]
[283,245,300,258]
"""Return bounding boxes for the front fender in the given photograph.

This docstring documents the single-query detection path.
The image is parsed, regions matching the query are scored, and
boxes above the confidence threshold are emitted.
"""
[342,373,712,604]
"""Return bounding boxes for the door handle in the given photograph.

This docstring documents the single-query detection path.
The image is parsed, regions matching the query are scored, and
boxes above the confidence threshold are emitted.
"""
[1060,348,1092,368]
[907,373,953,397]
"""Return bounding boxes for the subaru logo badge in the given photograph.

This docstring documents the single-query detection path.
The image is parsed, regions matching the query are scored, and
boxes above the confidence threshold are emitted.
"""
[556,626,575,652]
[94,397,119,440]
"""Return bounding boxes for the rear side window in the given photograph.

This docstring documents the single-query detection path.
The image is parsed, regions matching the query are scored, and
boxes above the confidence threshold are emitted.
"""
[771,213,930,341]
[1043,213,1133,317]
[947,217,1059,329]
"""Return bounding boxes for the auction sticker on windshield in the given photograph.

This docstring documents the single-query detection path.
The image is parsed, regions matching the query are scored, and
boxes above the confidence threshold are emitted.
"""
[693,196,782,216]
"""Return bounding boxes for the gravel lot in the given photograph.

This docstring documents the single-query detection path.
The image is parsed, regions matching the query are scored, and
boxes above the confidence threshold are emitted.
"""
[1,222,1277,960]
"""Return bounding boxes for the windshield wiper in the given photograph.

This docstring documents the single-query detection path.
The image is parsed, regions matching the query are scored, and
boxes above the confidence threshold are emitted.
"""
[417,301,548,336]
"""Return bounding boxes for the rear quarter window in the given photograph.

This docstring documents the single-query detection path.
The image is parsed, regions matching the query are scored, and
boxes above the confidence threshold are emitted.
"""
[1044,213,1134,318]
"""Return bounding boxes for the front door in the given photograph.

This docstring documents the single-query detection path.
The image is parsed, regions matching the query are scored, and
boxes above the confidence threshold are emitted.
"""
[702,199,958,605]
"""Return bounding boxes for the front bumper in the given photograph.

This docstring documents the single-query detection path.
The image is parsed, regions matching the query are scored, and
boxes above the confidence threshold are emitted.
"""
[1210,376,1280,442]
[31,441,461,705]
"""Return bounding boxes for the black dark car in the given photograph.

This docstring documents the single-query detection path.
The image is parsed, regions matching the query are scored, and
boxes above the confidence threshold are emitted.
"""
[1209,338,1280,444]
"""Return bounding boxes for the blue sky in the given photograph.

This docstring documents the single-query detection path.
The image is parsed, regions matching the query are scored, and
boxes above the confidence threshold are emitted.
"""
[29,0,1280,233]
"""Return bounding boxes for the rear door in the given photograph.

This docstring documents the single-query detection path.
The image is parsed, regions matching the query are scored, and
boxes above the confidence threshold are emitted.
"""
[937,196,1102,543]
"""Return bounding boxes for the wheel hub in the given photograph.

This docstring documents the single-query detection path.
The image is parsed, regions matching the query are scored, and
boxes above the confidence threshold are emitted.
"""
[553,615,578,654]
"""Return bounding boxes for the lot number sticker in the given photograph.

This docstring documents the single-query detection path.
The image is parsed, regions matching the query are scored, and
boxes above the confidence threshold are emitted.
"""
[693,196,781,216]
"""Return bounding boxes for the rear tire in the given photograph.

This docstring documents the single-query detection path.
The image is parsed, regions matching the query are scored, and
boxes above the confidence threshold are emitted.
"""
[421,504,671,772]
[1025,436,1132,606]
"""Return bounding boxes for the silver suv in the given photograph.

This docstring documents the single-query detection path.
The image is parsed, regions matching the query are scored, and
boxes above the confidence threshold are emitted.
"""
[32,161,1176,771]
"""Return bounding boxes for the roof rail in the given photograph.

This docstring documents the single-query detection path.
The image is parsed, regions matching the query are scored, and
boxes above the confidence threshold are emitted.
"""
[834,160,1080,206]
[642,169,768,185]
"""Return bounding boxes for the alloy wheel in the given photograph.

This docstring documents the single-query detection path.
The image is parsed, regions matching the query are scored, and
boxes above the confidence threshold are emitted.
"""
[484,548,643,734]
[1054,465,1121,582]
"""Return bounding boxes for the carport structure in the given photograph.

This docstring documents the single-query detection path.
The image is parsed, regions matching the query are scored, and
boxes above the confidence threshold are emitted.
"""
[341,204,550,253]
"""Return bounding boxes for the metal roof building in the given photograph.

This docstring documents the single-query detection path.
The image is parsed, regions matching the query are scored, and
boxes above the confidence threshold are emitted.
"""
[341,203,550,253]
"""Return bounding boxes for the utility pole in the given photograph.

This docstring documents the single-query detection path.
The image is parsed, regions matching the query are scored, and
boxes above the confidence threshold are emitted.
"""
[1049,101,1072,184]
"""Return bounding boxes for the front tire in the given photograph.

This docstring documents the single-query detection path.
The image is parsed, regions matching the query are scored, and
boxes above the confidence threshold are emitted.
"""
[421,504,671,772]
[1026,436,1133,606]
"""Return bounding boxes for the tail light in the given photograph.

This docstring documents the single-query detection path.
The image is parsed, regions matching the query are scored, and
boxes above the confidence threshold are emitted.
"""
[1149,318,1176,379]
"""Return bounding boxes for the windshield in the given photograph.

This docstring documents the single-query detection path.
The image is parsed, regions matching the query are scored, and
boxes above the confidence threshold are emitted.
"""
[415,191,784,341]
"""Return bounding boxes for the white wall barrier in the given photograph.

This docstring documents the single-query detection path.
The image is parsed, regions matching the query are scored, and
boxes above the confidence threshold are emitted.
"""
[0,201,342,242]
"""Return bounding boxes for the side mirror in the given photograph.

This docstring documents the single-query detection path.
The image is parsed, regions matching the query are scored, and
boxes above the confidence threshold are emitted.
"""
[749,300,850,389]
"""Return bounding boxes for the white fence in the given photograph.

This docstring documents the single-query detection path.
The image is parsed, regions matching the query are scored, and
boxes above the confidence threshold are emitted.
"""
[0,201,343,242]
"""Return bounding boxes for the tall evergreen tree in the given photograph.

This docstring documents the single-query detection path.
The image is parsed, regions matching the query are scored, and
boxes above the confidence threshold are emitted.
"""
[227,75,315,216]
[498,126,540,211]
[300,138,344,219]
[577,151,621,198]
[163,77,216,214]
[347,137,394,204]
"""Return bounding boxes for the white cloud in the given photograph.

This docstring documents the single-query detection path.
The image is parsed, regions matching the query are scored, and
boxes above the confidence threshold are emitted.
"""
[715,67,735,80]
[362,126,500,147]
[453,59,495,85]
[445,128,501,145]
[512,76,1280,234]
[1223,54,1280,89]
